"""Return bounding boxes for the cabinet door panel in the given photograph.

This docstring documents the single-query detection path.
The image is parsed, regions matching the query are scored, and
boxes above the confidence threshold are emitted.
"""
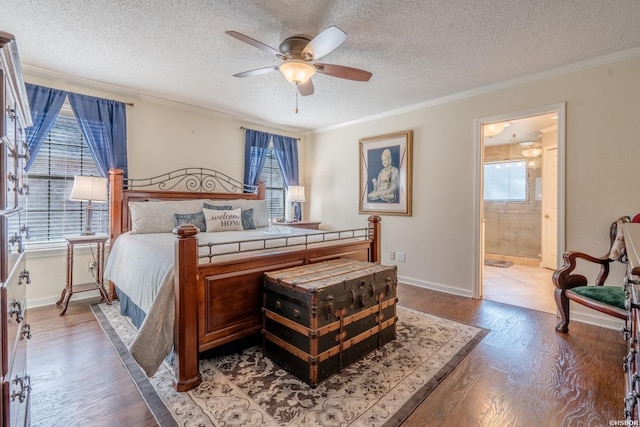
[2,252,28,427]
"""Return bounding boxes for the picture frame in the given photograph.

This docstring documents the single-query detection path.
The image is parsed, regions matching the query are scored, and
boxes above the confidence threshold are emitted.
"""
[359,130,412,216]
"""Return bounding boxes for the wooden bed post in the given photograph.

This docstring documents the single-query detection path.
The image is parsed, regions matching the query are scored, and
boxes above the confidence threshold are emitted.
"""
[368,215,381,263]
[173,224,202,392]
[108,168,124,245]
[108,169,124,300]
[257,179,266,200]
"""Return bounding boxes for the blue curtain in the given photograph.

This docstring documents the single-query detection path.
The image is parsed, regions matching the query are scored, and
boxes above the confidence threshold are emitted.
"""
[24,84,67,171]
[272,134,299,187]
[243,129,272,191]
[68,92,128,177]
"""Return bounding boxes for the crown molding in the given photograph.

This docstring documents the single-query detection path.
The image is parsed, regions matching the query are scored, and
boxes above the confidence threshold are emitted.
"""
[311,47,640,134]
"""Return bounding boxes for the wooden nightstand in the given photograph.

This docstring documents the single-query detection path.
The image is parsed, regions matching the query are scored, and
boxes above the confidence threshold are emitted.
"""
[284,221,321,230]
[56,235,111,315]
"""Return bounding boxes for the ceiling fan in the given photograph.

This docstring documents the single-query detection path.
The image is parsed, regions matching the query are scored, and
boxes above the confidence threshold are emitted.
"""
[226,26,372,97]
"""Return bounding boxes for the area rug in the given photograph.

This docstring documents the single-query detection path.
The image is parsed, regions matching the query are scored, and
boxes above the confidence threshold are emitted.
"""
[92,302,488,427]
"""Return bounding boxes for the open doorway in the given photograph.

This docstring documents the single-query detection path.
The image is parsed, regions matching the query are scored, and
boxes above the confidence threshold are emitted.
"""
[475,104,565,313]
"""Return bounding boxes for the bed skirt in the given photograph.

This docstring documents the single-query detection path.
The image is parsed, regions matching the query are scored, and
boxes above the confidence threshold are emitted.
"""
[117,287,146,329]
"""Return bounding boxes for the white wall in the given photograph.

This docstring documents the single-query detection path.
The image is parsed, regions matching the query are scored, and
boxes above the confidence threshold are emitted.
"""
[305,55,640,326]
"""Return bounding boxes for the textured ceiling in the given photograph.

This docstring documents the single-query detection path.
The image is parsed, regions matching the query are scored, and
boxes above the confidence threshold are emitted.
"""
[2,0,640,133]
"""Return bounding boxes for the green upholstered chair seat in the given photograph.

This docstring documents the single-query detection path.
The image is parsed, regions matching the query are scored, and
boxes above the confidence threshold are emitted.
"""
[568,286,626,310]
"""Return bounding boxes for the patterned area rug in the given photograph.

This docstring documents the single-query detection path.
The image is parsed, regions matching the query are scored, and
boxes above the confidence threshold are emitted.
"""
[92,302,488,426]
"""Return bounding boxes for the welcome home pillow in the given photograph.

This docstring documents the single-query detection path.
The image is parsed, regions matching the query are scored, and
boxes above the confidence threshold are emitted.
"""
[204,203,255,230]
[202,207,243,232]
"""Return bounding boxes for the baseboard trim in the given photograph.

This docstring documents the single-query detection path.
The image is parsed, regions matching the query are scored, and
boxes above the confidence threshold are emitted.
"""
[29,289,100,309]
[399,276,474,298]
[399,277,625,331]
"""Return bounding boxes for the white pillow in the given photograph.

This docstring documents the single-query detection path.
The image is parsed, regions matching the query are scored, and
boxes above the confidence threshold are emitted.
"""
[129,199,210,233]
[203,207,244,232]
[609,217,629,261]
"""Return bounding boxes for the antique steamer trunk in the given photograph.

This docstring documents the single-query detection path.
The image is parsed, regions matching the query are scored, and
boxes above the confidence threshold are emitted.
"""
[262,259,397,387]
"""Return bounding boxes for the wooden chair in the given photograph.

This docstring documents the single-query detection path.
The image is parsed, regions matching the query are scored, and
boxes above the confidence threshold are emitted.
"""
[553,216,630,333]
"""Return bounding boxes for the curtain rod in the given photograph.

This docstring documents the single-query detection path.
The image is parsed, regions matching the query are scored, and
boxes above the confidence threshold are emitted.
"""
[240,126,300,141]
[27,82,134,107]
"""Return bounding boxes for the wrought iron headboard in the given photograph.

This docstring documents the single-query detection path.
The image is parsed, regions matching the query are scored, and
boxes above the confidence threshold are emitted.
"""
[108,167,265,243]
[123,167,258,194]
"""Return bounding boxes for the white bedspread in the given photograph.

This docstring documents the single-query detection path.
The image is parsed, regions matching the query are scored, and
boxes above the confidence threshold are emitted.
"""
[104,226,321,376]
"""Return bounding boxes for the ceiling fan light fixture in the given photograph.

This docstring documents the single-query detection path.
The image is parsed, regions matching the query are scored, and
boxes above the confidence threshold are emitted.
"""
[279,60,316,85]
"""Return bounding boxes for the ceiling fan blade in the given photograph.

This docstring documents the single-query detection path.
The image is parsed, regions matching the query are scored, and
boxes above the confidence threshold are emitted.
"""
[233,66,279,78]
[226,31,285,59]
[301,26,347,61]
[314,63,372,81]
[297,79,314,96]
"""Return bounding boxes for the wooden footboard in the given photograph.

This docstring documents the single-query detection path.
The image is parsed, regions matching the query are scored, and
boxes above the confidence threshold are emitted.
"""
[172,217,381,391]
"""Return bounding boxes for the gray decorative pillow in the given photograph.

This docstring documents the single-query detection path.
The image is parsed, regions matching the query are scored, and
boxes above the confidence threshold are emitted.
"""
[240,208,256,230]
[202,204,233,211]
[174,212,206,232]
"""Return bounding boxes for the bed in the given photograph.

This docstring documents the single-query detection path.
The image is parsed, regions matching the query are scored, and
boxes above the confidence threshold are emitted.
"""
[105,168,381,391]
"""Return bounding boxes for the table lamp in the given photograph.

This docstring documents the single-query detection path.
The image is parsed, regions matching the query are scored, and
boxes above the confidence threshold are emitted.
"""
[288,185,305,222]
[70,175,108,235]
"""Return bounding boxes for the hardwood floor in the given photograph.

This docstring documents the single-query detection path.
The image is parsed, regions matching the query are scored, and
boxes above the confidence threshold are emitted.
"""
[28,285,625,427]
[28,299,157,427]
[399,285,624,427]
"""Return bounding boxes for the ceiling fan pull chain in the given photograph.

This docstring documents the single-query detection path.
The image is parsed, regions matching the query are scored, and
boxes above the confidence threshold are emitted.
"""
[295,86,299,114]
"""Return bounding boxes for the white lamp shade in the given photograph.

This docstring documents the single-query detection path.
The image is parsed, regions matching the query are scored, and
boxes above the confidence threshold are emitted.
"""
[70,176,108,203]
[279,60,316,85]
[288,185,306,202]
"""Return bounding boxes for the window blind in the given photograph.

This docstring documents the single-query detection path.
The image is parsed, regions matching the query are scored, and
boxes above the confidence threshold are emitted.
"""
[260,149,286,221]
[24,113,108,245]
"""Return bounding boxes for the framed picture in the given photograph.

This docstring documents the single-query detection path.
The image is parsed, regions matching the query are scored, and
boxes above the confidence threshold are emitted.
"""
[359,130,412,216]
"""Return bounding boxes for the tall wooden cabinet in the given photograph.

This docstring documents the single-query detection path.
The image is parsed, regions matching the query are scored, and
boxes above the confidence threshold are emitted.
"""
[0,31,33,427]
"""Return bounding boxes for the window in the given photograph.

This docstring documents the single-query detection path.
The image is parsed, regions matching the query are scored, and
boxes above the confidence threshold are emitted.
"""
[24,109,108,245]
[484,160,527,201]
[259,148,286,221]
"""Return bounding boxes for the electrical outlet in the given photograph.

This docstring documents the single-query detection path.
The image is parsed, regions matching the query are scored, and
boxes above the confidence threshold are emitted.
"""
[390,252,395,260]
[397,252,406,262]
[89,261,96,272]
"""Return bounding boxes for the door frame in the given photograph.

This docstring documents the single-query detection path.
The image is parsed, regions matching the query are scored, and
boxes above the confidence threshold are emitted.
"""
[473,103,566,299]
[541,144,559,269]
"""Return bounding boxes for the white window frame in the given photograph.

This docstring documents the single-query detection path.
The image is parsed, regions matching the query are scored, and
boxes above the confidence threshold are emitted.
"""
[483,160,528,202]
